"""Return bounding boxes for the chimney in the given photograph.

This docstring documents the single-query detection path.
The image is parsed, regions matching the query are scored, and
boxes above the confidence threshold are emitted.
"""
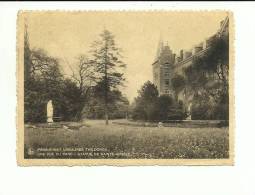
[203,40,207,49]
[194,43,203,54]
[172,53,176,64]
[184,51,192,59]
[177,57,181,62]
[192,47,196,55]
[180,50,183,61]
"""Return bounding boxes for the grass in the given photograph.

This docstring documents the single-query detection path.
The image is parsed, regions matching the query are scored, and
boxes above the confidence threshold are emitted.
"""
[24,120,229,159]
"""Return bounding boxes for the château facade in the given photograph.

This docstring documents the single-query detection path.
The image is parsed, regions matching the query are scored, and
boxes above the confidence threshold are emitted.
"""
[152,16,229,115]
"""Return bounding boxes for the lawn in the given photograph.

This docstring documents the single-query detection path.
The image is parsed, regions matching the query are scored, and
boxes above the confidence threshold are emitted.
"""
[24,120,229,159]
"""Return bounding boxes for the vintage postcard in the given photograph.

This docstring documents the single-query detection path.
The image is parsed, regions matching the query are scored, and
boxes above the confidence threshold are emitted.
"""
[17,11,234,166]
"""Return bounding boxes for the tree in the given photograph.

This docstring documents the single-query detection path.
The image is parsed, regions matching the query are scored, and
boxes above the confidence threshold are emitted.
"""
[171,74,185,99]
[24,24,70,122]
[24,48,64,122]
[83,82,129,120]
[203,34,229,90]
[90,29,126,125]
[69,55,96,120]
[131,81,159,121]
[183,34,229,120]
[138,81,159,102]
[155,95,173,121]
[131,81,186,121]
[60,78,86,121]
[24,24,32,82]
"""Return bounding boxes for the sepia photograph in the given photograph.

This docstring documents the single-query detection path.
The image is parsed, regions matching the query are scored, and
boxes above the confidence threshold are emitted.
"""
[17,11,234,165]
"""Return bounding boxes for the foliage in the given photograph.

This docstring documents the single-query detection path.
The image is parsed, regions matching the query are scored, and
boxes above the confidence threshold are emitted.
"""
[167,100,187,120]
[190,92,213,120]
[131,81,158,121]
[24,48,64,122]
[155,95,173,120]
[131,81,186,121]
[203,35,229,87]
[68,55,96,121]
[182,34,229,120]
[155,95,187,121]
[24,28,127,123]
[84,84,129,119]
[59,78,89,121]
[24,25,32,81]
[25,51,92,122]
[90,30,126,124]
[171,74,185,98]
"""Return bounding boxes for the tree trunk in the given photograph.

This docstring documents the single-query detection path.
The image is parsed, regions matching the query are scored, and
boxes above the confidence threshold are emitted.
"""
[104,87,109,125]
[105,110,109,125]
[104,43,109,125]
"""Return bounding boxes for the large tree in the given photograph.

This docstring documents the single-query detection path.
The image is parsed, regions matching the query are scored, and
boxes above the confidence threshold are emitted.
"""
[132,81,159,121]
[90,30,126,125]
[69,55,96,120]
[171,74,185,99]
[183,33,229,120]
[24,48,64,122]
[24,25,74,122]
[131,81,186,121]
[24,24,32,82]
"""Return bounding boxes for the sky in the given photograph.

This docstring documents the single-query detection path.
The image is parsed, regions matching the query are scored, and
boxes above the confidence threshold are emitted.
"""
[26,11,228,102]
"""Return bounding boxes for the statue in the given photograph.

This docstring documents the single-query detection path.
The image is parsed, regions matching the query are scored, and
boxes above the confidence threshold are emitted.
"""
[47,100,54,123]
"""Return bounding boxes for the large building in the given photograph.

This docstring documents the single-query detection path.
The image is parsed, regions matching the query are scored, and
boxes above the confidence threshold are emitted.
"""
[152,16,229,114]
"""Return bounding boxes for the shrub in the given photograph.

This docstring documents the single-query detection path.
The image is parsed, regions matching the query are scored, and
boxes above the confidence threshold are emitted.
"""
[131,83,187,122]
[191,91,229,120]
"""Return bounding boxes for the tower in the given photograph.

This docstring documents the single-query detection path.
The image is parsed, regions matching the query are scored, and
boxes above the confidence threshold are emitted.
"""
[152,41,175,96]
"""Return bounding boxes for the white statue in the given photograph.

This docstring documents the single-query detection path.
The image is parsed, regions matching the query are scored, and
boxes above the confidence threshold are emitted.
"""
[47,100,54,123]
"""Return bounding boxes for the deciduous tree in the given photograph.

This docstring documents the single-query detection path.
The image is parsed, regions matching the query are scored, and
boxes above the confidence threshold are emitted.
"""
[69,55,96,120]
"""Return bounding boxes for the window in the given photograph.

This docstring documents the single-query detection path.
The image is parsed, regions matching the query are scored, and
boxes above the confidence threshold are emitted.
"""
[164,72,170,77]
[165,79,169,86]
[154,73,158,80]
[164,89,170,94]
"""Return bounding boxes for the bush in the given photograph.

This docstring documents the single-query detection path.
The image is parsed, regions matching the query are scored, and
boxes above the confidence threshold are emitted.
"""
[167,108,187,120]
[131,82,187,122]
[191,92,229,120]
[83,87,129,120]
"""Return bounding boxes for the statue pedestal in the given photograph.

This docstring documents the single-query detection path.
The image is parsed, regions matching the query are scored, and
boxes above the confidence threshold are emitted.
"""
[186,114,192,120]
[47,117,53,124]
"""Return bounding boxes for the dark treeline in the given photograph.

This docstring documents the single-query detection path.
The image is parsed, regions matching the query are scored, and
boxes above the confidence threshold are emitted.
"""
[24,28,128,124]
